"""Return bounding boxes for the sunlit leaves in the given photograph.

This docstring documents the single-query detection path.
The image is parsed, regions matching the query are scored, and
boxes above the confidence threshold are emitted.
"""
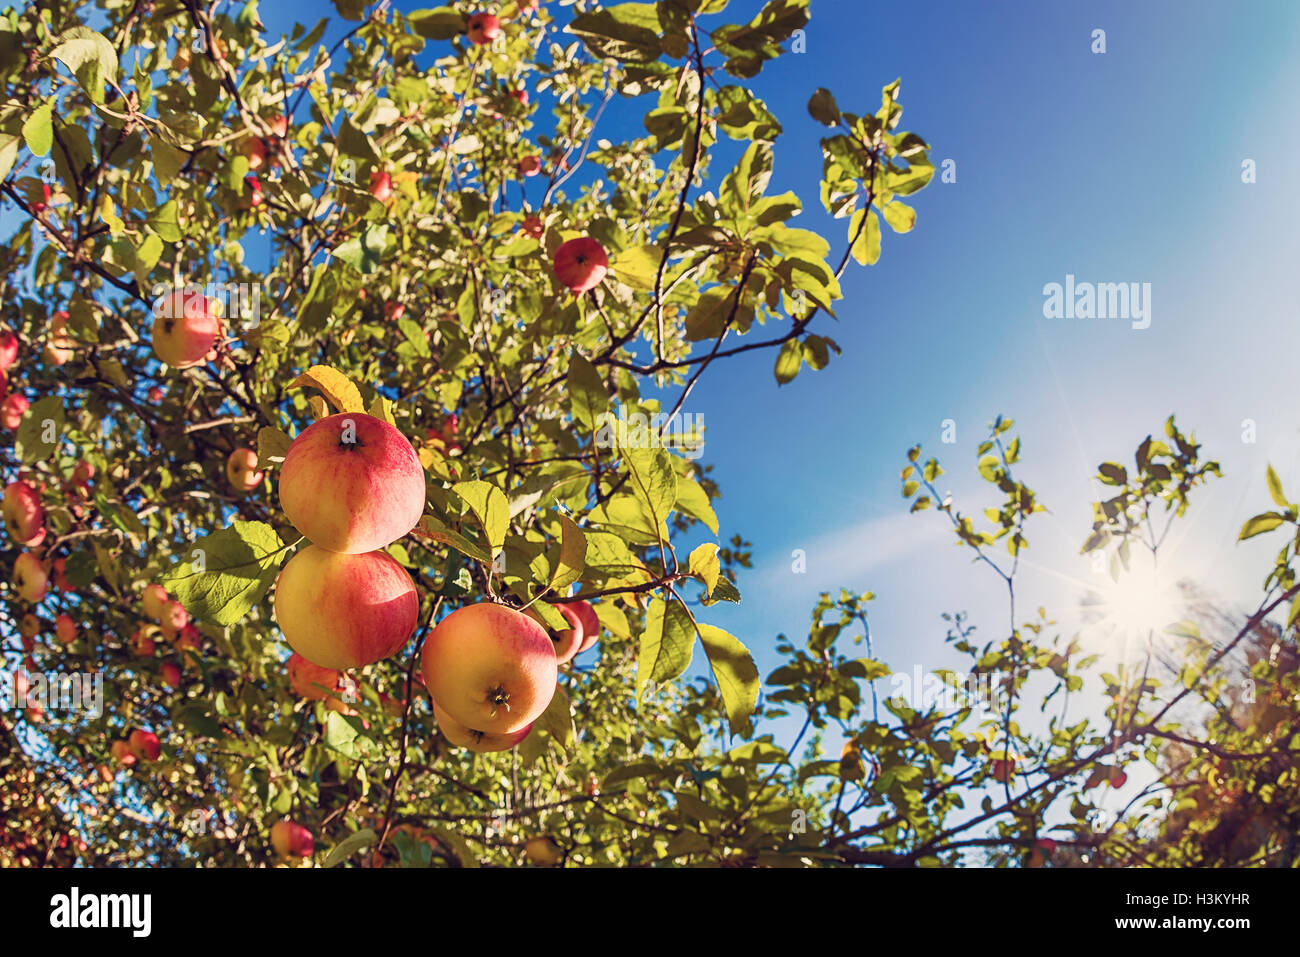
[287,365,365,414]
[567,3,664,63]
[21,101,53,157]
[637,597,695,697]
[159,522,287,626]
[49,26,119,105]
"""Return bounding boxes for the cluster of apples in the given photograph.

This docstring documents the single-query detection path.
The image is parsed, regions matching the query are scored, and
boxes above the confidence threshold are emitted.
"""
[109,729,161,767]
[272,412,425,670]
[0,328,29,427]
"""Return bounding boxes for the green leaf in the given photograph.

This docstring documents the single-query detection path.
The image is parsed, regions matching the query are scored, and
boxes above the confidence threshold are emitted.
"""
[608,244,661,291]
[22,102,53,157]
[15,396,65,463]
[0,134,19,183]
[684,287,733,341]
[397,317,431,357]
[149,200,182,242]
[567,352,608,432]
[257,426,291,466]
[159,521,286,626]
[534,683,574,748]
[50,27,119,106]
[425,826,478,867]
[323,829,376,868]
[549,515,586,592]
[334,224,389,273]
[711,0,810,78]
[567,3,664,63]
[881,200,916,233]
[408,7,464,39]
[624,446,677,527]
[807,88,840,126]
[1266,464,1288,509]
[134,233,163,276]
[417,515,492,564]
[452,480,509,554]
[637,598,695,697]
[1238,512,1285,541]
[774,338,801,384]
[697,624,759,734]
[849,208,881,266]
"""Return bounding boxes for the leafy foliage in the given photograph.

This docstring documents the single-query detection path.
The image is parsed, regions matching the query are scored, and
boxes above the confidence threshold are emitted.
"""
[0,1,1292,870]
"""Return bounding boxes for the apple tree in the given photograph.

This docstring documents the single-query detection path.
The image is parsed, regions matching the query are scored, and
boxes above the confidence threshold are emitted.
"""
[1,0,1294,868]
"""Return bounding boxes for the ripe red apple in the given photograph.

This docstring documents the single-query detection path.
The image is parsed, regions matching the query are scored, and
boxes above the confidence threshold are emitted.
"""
[152,291,221,369]
[432,698,533,752]
[274,545,419,669]
[54,614,76,646]
[1,393,28,429]
[13,552,47,603]
[175,624,202,663]
[71,461,94,489]
[160,600,188,641]
[0,330,17,370]
[147,386,164,403]
[239,135,267,171]
[4,481,46,547]
[521,215,544,239]
[509,88,529,106]
[369,169,393,202]
[51,557,70,591]
[287,652,343,702]
[517,155,541,177]
[226,447,264,493]
[570,600,600,652]
[270,819,314,859]
[244,173,264,208]
[467,12,501,45]
[161,662,182,688]
[268,115,289,139]
[19,613,39,638]
[524,835,562,866]
[129,730,161,762]
[44,311,74,366]
[384,301,405,322]
[990,758,1017,784]
[421,603,558,734]
[110,740,137,767]
[524,603,584,664]
[552,237,608,294]
[142,584,170,621]
[278,412,426,553]
[131,628,157,657]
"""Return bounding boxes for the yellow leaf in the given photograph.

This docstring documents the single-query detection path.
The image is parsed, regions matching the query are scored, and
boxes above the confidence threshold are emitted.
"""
[688,542,720,593]
[289,364,365,414]
[368,393,397,426]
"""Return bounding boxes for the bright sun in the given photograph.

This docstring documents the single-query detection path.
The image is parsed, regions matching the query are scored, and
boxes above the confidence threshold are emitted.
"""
[1086,548,1184,642]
